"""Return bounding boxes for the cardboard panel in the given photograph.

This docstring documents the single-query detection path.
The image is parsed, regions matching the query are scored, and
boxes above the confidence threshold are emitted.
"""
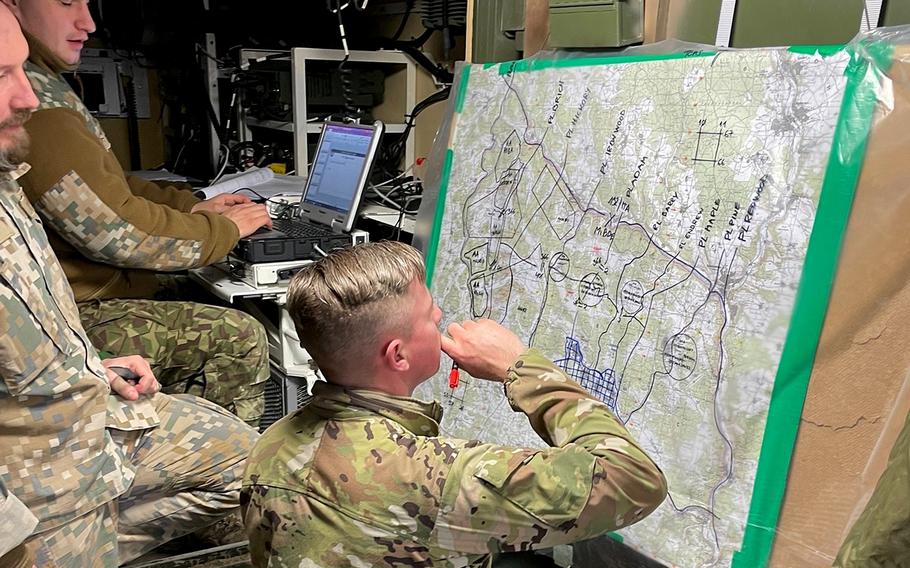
[772,48,910,567]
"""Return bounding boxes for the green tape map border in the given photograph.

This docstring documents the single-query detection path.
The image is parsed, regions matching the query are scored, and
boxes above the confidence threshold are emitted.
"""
[424,44,890,566]
[427,64,471,287]
[454,65,472,114]
[425,149,454,287]
[498,50,716,74]
[733,43,892,567]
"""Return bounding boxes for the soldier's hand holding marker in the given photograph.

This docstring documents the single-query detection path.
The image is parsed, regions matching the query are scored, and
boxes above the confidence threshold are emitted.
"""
[440,318,527,383]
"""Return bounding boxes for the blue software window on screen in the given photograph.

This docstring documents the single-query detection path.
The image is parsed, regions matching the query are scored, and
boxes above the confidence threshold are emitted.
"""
[305,124,373,213]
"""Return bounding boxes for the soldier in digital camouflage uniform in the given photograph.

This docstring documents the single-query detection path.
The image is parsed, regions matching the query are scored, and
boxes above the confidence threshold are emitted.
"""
[242,241,668,567]
[2,0,273,427]
[0,8,259,566]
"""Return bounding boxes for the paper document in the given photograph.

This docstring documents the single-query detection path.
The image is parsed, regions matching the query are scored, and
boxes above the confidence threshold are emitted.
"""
[128,169,192,184]
[200,168,306,200]
[200,167,275,198]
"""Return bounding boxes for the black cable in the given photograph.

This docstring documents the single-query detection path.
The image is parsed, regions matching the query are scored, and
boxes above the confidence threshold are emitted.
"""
[231,187,297,208]
[200,67,225,145]
[123,75,142,171]
[391,0,416,41]
[383,86,450,167]
[229,141,268,169]
[195,43,225,67]
[338,61,359,122]
[403,28,435,48]
[395,206,405,241]
[370,38,453,84]
[334,0,361,122]
[201,69,245,153]
[442,0,451,54]
[366,179,423,213]
[399,44,453,83]
[411,86,450,118]
[394,87,451,150]
[170,128,194,173]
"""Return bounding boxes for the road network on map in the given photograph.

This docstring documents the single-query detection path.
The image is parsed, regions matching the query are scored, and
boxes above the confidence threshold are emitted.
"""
[417,49,850,566]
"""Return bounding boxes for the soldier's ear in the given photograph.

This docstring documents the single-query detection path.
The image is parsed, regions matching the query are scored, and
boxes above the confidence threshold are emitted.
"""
[382,338,410,373]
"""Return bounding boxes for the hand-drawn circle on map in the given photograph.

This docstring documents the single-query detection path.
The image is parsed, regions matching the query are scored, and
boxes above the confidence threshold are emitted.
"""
[662,333,697,380]
[577,273,606,307]
[621,280,645,312]
[548,253,570,282]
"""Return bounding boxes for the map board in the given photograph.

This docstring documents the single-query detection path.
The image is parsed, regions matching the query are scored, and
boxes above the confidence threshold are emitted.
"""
[416,46,881,567]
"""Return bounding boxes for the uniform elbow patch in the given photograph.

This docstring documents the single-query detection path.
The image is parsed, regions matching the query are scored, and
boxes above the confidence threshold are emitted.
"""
[37,172,203,270]
[473,446,595,528]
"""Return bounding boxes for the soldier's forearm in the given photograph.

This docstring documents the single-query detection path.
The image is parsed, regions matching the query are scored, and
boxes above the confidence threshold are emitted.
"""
[23,109,236,270]
[504,349,644,450]
[127,175,199,212]
[503,350,668,511]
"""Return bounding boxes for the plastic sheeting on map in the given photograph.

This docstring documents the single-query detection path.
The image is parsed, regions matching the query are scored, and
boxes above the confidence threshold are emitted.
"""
[414,24,910,568]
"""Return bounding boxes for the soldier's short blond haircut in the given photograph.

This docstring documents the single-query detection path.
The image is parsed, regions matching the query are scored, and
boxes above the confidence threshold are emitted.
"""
[286,241,426,374]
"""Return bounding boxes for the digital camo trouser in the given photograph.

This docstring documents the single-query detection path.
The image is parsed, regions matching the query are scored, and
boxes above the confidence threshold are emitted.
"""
[79,298,269,428]
[28,393,258,567]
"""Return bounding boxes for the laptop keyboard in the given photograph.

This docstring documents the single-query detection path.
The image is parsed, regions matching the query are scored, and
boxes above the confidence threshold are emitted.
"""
[271,218,332,238]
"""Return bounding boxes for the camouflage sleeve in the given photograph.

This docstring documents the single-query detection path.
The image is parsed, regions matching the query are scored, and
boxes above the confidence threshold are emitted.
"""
[241,485,309,568]
[433,349,667,554]
[0,481,38,557]
[126,175,200,213]
[20,108,239,271]
[834,409,910,567]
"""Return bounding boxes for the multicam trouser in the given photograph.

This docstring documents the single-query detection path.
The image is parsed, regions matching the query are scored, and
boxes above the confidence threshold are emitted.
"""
[30,393,258,567]
[79,298,269,428]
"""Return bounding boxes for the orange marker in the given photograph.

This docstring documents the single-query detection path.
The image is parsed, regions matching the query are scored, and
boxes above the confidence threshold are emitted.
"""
[448,361,460,389]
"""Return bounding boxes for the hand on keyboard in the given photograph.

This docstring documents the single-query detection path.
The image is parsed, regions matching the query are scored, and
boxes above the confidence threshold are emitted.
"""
[223,203,273,237]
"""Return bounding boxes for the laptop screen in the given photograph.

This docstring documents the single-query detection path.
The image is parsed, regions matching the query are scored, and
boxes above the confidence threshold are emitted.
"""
[302,123,376,215]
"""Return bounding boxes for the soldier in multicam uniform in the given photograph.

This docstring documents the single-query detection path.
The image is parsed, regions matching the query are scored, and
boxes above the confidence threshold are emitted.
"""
[0,7,259,567]
[242,241,668,567]
[0,0,272,428]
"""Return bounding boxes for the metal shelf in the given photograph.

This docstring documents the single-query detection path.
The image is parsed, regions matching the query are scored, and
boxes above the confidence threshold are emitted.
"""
[239,47,417,177]
[291,48,417,176]
[247,118,408,135]
[374,123,408,135]
[246,118,293,132]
